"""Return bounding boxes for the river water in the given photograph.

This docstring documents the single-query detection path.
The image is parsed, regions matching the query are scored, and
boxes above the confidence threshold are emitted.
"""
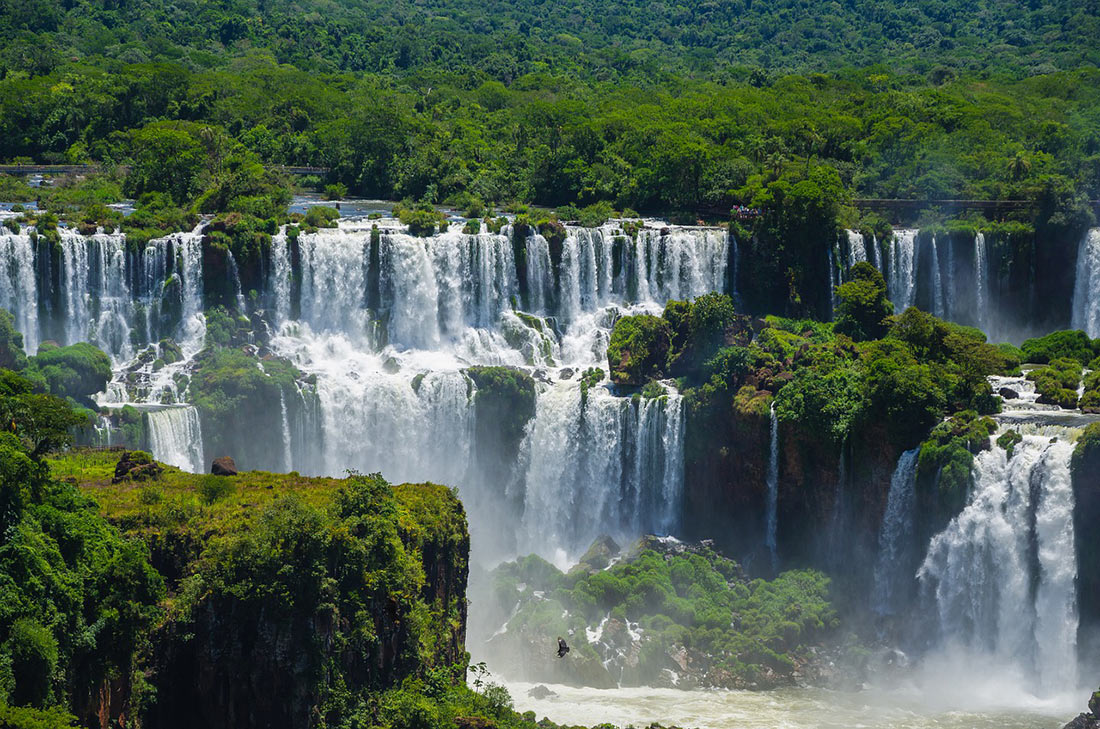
[498,679,1074,729]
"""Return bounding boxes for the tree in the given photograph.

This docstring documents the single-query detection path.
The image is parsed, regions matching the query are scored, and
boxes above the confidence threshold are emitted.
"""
[0,309,26,372]
[124,122,205,204]
[834,262,892,341]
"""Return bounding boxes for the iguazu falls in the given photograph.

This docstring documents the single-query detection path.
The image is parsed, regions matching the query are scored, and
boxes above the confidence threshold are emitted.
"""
[2,1,1100,728]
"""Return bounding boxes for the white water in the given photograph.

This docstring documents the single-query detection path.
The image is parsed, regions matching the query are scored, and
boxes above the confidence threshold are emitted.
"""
[1070,227,1100,337]
[499,679,1073,729]
[145,406,205,473]
[888,229,918,312]
[846,229,867,270]
[871,448,920,616]
[930,235,945,318]
[0,230,38,352]
[264,219,720,562]
[765,402,779,570]
[917,431,1078,694]
[975,232,990,332]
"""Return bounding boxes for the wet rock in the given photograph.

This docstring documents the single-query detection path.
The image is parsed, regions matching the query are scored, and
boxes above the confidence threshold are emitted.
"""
[211,456,238,476]
[1062,687,1100,729]
[113,450,162,483]
[559,368,574,380]
[526,685,556,699]
[382,356,400,374]
[571,534,621,573]
[998,387,1020,400]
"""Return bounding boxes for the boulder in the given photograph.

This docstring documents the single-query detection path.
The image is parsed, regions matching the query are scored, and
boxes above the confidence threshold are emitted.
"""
[559,368,574,380]
[998,387,1019,400]
[113,450,163,483]
[211,456,238,476]
[1062,688,1100,729]
[571,534,621,573]
[526,685,557,699]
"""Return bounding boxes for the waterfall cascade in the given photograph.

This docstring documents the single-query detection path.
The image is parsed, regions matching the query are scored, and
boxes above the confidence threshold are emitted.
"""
[9,217,725,564]
[871,448,920,616]
[1071,227,1100,337]
[765,403,779,570]
[917,428,1078,693]
[145,406,205,473]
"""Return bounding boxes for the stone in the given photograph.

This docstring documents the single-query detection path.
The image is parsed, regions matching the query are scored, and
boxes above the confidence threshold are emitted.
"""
[113,450,162,483]
[998,387,1020,399]
[559,368,574,380]
[526,685,557,699]
[211,456,238,476]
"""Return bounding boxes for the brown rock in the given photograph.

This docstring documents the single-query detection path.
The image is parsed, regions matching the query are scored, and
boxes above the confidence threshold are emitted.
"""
[211,456,238,476]
[113,451,162,483]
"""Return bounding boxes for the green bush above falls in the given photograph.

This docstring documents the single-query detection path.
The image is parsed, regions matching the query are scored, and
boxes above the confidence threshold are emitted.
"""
[25,342,112,408]
[607,314,673,386]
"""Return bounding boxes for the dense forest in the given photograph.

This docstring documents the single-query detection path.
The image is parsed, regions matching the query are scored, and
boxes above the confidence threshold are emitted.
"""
[1,0,1099,221]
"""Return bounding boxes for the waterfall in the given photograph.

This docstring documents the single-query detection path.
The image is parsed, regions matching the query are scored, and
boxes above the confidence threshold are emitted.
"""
[889,229,918,312]
[765,402,779,570]
[146,406,205,473]
[975,233,989,332]
[930,235,945,318]
[270,231,292,325]
[279,391,293,473]
[871,448,920,616]
[869,233,881,271]
[917,431,1077,692]
[0,218,724,568]
[0,231,38,352]
[846,230,867,271]
[518,381,685,562]
[1071,227,1100,337]
[225,249,247,312]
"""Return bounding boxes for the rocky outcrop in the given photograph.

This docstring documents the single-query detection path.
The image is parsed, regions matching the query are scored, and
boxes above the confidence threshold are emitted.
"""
[210,456,238,475]
[112,450,163,483]
[1063,688,1100,729]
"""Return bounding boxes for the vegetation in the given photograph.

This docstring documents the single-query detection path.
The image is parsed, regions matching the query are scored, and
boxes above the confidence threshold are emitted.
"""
[1027,356,1083,408]
[0,373,163,727]
[488,538,836,689]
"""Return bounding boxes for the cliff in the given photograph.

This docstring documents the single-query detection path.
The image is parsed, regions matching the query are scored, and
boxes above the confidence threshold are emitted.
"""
[50,449,470,729]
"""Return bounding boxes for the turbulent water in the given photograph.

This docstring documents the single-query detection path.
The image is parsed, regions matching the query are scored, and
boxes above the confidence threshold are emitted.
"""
[918,427,1079,694]
[498,679,1073,729]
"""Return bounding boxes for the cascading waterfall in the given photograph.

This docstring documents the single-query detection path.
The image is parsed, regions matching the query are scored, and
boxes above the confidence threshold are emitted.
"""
[0,230,38,352]
[279,391,293,473]
[888,229,918,312]
[765,403,779,570]
[871,448,920,616]
[975,232,989,332]
[1071,227,1100,337]
[846,230,867,270]
[145,406,205,473]
[266,219,722,562]
[929,235,945,318]
[518,382,685,562]
[917,430,1078,693]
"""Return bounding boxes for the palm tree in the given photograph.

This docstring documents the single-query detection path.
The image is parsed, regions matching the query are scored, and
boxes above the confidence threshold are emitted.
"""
[1007,151,1031,180]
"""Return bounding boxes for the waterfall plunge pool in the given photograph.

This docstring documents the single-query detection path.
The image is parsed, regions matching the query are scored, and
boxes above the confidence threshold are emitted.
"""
[495,675,1076,729]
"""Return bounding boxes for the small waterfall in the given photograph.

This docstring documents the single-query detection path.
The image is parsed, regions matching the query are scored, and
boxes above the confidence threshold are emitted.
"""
[59,230,134,360]
[871,448,920,616]
[270,231,292,325]
[889,229,918,312]
[930,235,945,318]
[917,431,1077,692]
[1071,227,1100,337]
[975,233,989,332]
[846,230,867,271]
[225,249,247,312]
[869,233,881,271]
[827,244,836,310]
[146,406,205,473]
[765,402,779,570]
[0,230,38,352]
[279,391,293,473]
